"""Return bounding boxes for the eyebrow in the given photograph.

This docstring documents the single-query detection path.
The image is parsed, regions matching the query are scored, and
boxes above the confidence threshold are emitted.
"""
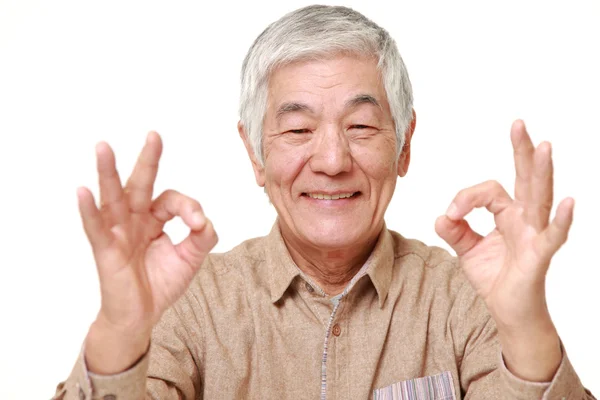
[274,94,381,120]
[345,94,381,109]
[275,102,315,120]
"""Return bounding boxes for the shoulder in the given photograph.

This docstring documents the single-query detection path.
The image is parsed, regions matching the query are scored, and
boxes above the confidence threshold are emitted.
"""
[388,228,458,273]
[185,234,271,302]
[202,235,268,275]
[153,236,269,362]
[386,228,476,304]
[388,229,490,322]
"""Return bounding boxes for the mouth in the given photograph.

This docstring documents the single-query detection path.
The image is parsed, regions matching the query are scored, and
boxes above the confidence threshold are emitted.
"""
[301,192,360,200]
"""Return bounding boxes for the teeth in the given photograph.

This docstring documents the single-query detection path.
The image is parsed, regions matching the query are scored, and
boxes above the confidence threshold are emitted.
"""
[307,192,355,200]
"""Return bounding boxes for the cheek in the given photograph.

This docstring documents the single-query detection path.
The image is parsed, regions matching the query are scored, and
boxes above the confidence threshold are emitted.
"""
[264,141,309,190]
[351,142,398,181]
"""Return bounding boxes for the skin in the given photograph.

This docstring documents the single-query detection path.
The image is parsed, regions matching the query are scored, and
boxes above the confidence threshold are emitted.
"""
[81,54,570,383]
[239,56,415,295]
[435,122,571,381]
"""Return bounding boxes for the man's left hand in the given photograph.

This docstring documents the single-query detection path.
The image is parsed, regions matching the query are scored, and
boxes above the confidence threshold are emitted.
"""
[435,119,574,382]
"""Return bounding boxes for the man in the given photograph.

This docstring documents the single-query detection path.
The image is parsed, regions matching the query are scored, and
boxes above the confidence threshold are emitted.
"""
[54,5,594,399]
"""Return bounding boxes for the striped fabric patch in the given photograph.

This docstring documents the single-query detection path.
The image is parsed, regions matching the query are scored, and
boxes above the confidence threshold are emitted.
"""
[373,371,457,400]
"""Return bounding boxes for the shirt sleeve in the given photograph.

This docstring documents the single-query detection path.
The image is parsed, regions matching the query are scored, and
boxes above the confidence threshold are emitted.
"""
[499,344,597,400]
[51,286,206,400]
[452,278,596,399]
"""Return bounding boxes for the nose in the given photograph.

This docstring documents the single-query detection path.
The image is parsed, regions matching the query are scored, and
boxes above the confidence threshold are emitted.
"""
[308,125,352,176]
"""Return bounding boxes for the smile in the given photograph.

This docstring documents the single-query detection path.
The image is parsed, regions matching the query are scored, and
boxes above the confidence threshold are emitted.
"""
[303,192,358,200]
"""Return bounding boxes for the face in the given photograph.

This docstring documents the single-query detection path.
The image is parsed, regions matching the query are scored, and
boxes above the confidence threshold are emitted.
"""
[240,55,415,252]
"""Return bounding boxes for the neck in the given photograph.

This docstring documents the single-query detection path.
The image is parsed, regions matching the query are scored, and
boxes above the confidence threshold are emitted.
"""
[280,222,382,296]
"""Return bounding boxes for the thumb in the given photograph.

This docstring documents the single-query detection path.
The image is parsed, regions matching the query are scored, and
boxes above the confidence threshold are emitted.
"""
[176,218,218,267]
[435,215,483,257]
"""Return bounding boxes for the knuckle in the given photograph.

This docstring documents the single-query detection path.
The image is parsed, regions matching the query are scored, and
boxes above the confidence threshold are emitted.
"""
[140,156,159,168]
[171,190,202,211]
[207,223,218,244]
[540,202,552,211]
[486,179,500,189]
[208,220,217,235]
[124,179,142,190]
[129,196,148,210]
[455,187,470,202]
[187,198,202,211]
[100,196,125,209]
[160,189,180,199]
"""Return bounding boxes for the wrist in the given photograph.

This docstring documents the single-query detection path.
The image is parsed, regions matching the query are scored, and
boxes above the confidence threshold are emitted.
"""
[498,320,562,382]
[85,318,151,375]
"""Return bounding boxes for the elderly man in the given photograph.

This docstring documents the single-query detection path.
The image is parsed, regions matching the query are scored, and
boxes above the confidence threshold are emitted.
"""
[54,5,594,400]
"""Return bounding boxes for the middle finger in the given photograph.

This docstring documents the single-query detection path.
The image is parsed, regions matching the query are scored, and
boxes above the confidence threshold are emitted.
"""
[125,131,163,213]
[530,141,554,230]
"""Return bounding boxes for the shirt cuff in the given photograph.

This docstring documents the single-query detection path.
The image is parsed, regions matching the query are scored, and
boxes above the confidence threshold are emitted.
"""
[69,341,150,400]
[499,342,587,399]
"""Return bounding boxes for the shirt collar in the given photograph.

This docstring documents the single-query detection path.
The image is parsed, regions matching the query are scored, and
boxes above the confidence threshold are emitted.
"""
[364,225,394,308]
[265,222,303,303]
[265,220,395,307]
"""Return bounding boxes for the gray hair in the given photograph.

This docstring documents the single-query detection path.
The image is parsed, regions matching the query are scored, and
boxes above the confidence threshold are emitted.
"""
[239,5,414,165]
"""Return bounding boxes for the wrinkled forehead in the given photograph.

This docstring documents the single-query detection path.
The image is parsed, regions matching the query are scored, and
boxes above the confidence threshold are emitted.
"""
[265,54,391,116]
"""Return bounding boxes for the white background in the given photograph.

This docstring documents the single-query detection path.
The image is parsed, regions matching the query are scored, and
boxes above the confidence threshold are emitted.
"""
[1,0,599,398]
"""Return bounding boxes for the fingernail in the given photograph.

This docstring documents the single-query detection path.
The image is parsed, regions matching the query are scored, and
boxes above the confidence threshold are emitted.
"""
[544,141,552,155]
[192,211,206,226]
[446,203,460,220]
[95,141,107,155]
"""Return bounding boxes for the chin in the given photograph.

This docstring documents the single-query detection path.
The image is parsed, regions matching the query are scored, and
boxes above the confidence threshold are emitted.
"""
[298,218,369,250]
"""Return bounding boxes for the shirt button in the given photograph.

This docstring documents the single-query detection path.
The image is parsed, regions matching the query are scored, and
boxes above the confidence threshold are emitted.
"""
[332,324,341,337]
[305,282,314,293]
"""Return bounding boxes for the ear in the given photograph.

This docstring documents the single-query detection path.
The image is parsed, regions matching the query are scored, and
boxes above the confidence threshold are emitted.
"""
[238,121,266,187]
[397,109,417,177]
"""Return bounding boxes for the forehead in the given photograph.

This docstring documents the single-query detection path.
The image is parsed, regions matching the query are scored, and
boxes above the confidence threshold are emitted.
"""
[266,55,389,113]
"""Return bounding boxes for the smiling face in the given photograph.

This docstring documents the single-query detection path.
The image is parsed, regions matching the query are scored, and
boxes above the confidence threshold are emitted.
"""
[240,55,415,253]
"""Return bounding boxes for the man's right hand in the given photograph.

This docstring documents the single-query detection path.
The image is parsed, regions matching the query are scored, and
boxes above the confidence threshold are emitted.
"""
[77,131,218,375]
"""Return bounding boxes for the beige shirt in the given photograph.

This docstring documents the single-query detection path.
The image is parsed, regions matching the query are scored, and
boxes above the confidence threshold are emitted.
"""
[54,223,594,400]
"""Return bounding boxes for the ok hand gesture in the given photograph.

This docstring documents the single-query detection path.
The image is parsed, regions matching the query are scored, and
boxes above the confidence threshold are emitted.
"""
[435,120,573,381]
[78,132,217,374]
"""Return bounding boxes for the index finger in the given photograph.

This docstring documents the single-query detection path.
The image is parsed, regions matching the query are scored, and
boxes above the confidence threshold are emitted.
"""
[446,180,512,220]
[125,131,163,213]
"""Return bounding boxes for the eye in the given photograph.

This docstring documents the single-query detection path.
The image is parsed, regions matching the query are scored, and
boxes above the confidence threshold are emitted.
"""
[286,129,311,134]
[350,125,372,130]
